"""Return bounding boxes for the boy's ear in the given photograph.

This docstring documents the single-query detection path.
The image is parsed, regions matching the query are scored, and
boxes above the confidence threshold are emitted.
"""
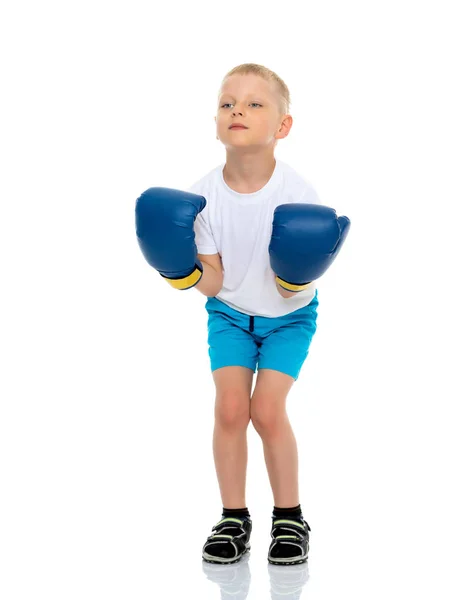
[276,114,293,140]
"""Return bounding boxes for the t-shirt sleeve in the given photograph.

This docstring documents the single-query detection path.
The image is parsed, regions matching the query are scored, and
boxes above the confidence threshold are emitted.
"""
[188,185,218,255]
[194,209,218,255]
[301,182,349,217]
[300,183,321,205]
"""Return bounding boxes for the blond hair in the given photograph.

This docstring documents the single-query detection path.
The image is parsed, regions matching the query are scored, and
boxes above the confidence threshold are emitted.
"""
[219,63,291,115]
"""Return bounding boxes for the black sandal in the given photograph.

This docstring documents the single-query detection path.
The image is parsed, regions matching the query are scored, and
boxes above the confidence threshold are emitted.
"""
[202,516,252,564]
[268,517,311,565]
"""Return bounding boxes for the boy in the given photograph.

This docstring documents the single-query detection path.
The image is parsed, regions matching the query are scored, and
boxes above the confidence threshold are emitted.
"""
[135,63,350,566]
[191,64,317,566]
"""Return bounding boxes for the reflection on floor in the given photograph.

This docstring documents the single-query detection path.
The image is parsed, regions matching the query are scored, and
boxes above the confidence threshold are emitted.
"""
[202,551,310,599]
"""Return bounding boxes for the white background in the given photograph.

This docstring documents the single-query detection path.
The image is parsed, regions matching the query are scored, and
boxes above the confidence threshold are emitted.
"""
[1,1,449,598]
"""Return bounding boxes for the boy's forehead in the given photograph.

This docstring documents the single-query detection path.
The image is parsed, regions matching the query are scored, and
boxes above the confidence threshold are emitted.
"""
[220,74,275,98]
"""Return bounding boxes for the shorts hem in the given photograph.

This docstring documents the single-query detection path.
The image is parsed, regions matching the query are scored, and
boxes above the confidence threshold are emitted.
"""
[211,362,256,373]
[258,366,299,380]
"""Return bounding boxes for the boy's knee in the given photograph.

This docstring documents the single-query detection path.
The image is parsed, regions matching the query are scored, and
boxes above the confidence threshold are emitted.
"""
[215,390,251,430]
[250,399,287,436]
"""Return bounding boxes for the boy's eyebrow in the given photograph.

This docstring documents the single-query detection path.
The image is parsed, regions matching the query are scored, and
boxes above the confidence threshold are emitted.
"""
[219,93,268,101]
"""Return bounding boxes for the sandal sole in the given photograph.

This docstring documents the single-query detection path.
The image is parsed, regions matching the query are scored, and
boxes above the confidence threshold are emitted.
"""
[202,546,250,565]
[268,555,308,565]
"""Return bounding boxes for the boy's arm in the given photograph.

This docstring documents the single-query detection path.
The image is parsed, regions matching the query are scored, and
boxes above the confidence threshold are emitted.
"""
[275,278,299,298]
[195,253,224,297]
[197,254,299,298]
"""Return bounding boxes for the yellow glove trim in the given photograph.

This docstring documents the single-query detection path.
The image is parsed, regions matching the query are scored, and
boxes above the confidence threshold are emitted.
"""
[276,276,311,293]
[162,266,203,290]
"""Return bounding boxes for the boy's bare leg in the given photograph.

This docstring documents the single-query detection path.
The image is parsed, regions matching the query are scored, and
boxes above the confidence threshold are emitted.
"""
[212,366,254,508]
[250,369,300,508]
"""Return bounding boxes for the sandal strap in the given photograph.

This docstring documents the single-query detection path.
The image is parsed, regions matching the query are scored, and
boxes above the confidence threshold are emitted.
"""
[205,535,247,557]
[205,518,249,558]
[207,517,248,541]
[271,518,311,539]
[212,517,247,529]
[210,517,248,537]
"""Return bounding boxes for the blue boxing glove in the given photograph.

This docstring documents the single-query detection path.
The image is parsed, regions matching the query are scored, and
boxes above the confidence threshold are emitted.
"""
[269,203,351,293]
[135,187,206,290]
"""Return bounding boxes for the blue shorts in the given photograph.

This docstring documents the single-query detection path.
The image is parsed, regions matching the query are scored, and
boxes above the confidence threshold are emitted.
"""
[205,291,319,381]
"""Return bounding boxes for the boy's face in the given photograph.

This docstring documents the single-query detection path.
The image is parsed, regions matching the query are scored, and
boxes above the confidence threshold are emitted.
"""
[215,74,292,150]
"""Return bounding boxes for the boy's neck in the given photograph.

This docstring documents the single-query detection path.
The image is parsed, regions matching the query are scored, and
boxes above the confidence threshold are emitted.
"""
[223,151,276,194]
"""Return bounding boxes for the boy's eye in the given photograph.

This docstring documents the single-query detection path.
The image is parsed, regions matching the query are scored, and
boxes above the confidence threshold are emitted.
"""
[220,102,262,108]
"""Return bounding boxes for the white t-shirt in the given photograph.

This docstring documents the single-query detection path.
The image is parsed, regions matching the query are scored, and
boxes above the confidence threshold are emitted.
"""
[188,159,321,318]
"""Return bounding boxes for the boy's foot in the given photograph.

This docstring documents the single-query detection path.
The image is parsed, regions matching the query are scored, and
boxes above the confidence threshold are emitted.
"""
[268,516,311,565]
[202,516,252,565]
